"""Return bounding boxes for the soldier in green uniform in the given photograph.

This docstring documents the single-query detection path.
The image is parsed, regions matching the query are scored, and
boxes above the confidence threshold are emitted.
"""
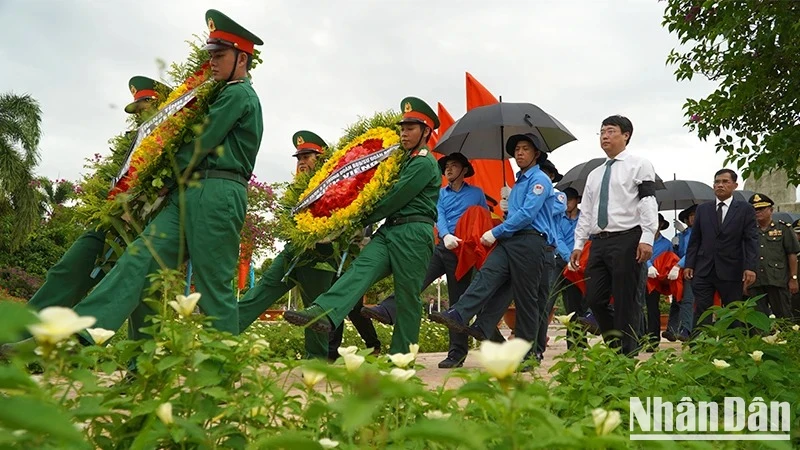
[748,194,800,319]
[237,131,336,359]
[792,219,800,322]
[69,9,264,340]
[26,76,167,315]
[284,97,441,354]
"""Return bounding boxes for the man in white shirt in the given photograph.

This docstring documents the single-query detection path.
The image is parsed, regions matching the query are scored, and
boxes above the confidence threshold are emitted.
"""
[569,115,658,356]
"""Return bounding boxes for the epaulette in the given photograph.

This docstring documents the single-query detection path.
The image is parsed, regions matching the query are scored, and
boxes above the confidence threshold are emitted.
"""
[778,220,790,228]
[410,148,429,158]
[226,79,245,85]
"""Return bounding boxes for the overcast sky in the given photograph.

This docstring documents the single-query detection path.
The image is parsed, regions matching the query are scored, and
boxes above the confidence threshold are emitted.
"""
[3,0,779,230]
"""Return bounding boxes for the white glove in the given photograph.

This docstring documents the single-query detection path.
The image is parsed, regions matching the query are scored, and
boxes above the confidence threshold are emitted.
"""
[667,265,680,281]
[499,199,509,212]
[673,219,686,232]
[647,266,659,279]
[480,230,496,247]
[671,235,680,247]
[500,185,511,200]
[443,234,462,250]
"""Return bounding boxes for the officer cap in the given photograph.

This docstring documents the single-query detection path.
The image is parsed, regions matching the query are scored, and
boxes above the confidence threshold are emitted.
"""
[292,131,326,157]
[124,76,168,114]
[749,193,774,209]
[204,9,263,55]
[397,97,439,130]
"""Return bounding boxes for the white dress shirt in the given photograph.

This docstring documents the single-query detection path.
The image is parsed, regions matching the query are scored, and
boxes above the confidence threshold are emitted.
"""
[573,149,659,250]
[716,196,733,223]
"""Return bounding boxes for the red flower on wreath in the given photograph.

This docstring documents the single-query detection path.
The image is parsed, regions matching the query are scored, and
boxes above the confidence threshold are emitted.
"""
[309,138,384,218]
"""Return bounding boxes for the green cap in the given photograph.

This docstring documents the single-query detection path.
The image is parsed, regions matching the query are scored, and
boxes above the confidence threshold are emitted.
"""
[397,97,440,130]
[124,76,166,114]
[204,9,263,55]
[292,130,326,157]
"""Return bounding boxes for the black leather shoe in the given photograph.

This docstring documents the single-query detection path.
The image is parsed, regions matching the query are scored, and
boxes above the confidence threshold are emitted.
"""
[437,357,464,369]
[430,310,484,340]
[360,305,393,325]
[661,331,677,342]
[283,306,334,333]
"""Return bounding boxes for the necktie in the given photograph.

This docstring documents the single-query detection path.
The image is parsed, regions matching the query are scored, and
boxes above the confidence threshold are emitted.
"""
[597,159,616,229]
[717,202,724,226]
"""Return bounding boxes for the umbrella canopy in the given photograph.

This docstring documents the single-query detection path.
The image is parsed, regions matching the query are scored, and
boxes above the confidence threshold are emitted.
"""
[555,158,666,196]
[772,211,800,224]
[655,180,716,211]
[732,189,756,202]
[435,102,577,159]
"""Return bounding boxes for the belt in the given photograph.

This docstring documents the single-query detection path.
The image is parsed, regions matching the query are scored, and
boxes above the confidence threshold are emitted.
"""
[384,215,435,227]
[590,226,641,240]
[513,229,546,238]
[195,169,248,187]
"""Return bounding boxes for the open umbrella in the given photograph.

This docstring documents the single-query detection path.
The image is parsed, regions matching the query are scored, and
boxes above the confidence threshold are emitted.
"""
[555,158,666,196]
[732,189,756,202]
[655,180,716,211]
[773,211,800,224]
[435,102,577,162]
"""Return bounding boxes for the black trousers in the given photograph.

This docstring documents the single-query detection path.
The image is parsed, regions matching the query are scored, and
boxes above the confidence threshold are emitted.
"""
[644,289,661,346]
[535,249,556,354]
[328,297,381,360]
[751,285,793,319]
[584,229,644,356]
[378,243,474,360]
[454,233,546,346]
[792,291,800,324]
[692,271,743,330]
[552,257,588,348]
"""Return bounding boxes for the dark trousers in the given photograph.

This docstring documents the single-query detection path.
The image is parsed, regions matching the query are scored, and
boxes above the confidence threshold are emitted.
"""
[584,229,644,356]
[454,233,545,346]
[751,285,793,320]
[644,289,661,346]
[535,249,556,354]
[328,297,381,360]
[667,280,694,335]
[792,291,800,324]
[552,257,588,348]
[692,271,743,330]
[379,243,473,361]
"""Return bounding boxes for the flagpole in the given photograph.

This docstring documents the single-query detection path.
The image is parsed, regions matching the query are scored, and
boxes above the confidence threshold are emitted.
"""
[499,95,506,187]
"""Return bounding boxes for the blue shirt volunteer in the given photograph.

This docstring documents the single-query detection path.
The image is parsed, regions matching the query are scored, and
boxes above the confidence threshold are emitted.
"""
[491,164,552,240]
[436,182,488,238]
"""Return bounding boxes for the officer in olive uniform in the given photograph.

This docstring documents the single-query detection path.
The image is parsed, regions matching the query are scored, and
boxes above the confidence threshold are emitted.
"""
[71,9,264,339]
[792,219,800,322]
[26,76,168,316]
[748,194,800,319]
[284,97,441,354]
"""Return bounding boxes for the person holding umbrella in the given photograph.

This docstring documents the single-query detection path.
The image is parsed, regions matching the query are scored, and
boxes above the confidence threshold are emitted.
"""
[360,152,489,368]
[430,132,553,365]
[664,205,697,341]
[569,115,659,357]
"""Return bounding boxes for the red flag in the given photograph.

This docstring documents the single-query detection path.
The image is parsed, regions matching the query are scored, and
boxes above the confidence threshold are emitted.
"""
[438,103,456,134]
[465,73,516,215]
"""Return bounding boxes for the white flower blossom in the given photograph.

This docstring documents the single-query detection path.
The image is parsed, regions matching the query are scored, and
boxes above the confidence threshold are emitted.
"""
[749,350,763,362]
[554,311,576,325]
[318,438,339,448]
[474,339,532,380]
[302,368,325,388]
[408,343,419,356]
[389,368,416,382]
[337,346,358,357]
[27,307,96,345]
[592,408,621,436]
[343,353,365,372]
[156,402,173,425]
[389,352,416,368]
[85,328,115,345]
[712,359,730,369]
[168,293,201,318]
[424,410,451,419]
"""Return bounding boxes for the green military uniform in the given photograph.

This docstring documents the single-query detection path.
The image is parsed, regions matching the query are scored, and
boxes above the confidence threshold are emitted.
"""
[791,219,800,322]
[73,10,263,340]
[27,76,168,319]
[285,97,441,354]
[749,194,800,319]
[237,131,333,359]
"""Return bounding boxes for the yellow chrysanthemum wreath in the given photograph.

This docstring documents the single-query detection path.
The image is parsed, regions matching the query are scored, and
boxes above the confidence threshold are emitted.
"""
[287,126,402,251]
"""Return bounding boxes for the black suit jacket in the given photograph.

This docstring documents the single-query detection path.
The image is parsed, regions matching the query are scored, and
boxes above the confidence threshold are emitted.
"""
[685,199,759,281]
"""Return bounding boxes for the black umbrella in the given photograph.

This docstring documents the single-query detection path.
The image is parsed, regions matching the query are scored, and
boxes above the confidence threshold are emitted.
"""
[655,180,716,211]
[555,158,667,196]
[773,211,800,224]
[435,102,577,162]
[732,190,756,202]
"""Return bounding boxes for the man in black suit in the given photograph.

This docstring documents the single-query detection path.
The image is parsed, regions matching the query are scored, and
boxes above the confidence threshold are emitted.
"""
[684,169,759,330]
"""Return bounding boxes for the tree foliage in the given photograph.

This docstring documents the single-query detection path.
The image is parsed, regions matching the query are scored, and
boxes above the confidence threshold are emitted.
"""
[662,0,800,183]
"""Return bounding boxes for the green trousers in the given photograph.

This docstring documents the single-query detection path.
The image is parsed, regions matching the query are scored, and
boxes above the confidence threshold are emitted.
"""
[314,222,434,354]
[74,179,246,340]
[238,246,333,359]
[25,229,152,341]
